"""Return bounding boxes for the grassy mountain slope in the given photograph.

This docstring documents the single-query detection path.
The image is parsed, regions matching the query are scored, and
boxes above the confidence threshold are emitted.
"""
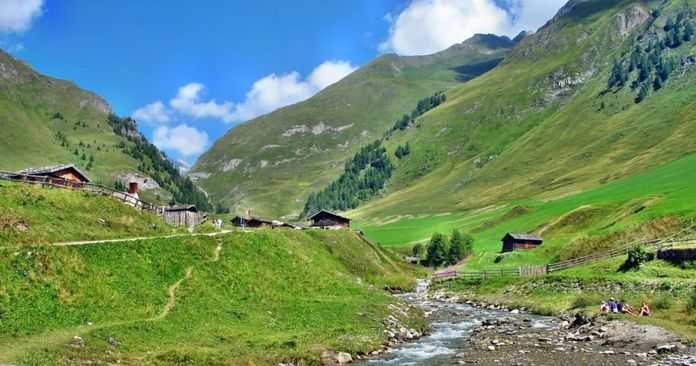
[351,0,696,254]
[0,230,422,365]
[0,181,177,245]
[191,35,518,219]
[0,49,210,208]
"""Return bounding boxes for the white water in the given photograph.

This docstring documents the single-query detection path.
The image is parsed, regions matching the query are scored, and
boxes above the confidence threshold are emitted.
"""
[363,281,555,366]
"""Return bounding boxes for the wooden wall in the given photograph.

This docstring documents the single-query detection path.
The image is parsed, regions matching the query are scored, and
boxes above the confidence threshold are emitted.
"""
[163,210,205,227]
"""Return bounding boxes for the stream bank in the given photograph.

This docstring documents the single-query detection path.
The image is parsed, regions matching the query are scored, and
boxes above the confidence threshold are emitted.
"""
[359,281,696,366]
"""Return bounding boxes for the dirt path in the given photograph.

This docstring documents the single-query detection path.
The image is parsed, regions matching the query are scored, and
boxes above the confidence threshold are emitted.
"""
[2,230,234,249]
[0,238,226,363]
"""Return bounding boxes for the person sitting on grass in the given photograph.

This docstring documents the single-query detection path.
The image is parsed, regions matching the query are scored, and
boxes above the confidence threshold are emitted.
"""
[600,302,610,313]
[608,298,619,313]
[622,302,638,316]
[640,302,651,317]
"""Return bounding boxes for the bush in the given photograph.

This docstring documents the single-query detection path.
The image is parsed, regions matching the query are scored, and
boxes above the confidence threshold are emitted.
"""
[570,295,599,309]
[653,296,673,310]
[620,246,653,272]
[412,243,425,258]
[687,290,696,314]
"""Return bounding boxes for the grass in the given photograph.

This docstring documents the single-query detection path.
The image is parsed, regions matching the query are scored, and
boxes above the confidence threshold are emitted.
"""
[0,181,178,246]
[0,230,423,365]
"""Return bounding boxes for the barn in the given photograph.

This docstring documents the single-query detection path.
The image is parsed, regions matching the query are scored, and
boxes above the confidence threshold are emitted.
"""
[163,205,206,227]
[16,164,90,186]
[309,210,351,229]
[501,233,543,253]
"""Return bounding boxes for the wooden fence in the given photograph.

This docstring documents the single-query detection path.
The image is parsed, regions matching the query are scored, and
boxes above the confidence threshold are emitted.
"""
[433,235,696,282]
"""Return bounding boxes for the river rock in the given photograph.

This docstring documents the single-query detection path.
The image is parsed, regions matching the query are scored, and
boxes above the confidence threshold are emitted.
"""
[321,351,353,365]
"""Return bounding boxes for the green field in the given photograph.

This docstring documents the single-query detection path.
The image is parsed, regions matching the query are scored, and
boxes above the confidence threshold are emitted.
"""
[0,229,423,365]
[356,152,696,267]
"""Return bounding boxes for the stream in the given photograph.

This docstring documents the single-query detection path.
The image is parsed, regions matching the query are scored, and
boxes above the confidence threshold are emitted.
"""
[362,280,557,366]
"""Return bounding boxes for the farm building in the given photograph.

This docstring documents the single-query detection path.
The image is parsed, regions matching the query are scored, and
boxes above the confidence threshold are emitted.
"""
[231,216,273,229]
[230,216,302,229]
[163,205,206,227]
[309,210,351,229]
[15,164,90,186]
[501,233,543,253]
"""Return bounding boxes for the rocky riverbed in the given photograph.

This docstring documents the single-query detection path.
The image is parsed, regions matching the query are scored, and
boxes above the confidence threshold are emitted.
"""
[358,283,695,366]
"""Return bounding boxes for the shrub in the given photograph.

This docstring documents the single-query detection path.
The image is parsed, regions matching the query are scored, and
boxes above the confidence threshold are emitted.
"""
[687,289,696,315]
[412,243,425,258]
[653,296,673,310]
[620,246,653,272]
[570,295,599,309]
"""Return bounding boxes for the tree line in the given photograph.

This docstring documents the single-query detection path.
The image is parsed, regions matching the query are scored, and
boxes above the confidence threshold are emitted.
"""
[389,91,446,133]
[302,140,393,217]
[107,114,212,211]
[608,10,695,103]
[412,229,474,267]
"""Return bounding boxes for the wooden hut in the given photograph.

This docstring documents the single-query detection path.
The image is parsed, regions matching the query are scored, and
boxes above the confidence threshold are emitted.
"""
[309,210,351,229]
[163,205,206,227]
[16,164,90,187]
[501,233,543,253]
[231,216,273,229]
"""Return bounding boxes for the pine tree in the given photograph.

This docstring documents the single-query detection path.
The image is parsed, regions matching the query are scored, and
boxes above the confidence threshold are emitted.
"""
[426,233,449,267]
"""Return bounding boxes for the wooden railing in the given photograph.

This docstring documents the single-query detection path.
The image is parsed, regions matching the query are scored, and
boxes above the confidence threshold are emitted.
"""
[0,170,163,214]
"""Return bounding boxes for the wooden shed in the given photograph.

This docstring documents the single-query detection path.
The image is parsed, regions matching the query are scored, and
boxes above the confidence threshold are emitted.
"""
[16,164,90,187]
[309,210,351,228]
[231,216,273,229]
[163,205,206,227]
[501,233,543,253]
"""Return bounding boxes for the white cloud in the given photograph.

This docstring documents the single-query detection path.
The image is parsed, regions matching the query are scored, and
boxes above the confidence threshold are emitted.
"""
[380,0,566,56]
[134,60,357,130]
[170,83,235,122]
[0,0,44,33]
[132,101,171,124]
[230,60,357,122]
[153,124,209,157]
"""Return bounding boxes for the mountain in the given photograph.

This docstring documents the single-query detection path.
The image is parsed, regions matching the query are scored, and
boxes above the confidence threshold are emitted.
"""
[347,0,696,250]
[0,49,210,209]
[190,34,520,219]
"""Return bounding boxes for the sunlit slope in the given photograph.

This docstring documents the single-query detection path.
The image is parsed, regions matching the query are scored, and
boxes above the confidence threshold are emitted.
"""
[0,230,422,365]
[354,0,696,222]
[191,35,518,218]
[0,49,142,184]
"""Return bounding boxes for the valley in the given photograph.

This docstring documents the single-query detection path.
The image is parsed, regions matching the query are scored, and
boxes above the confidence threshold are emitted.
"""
[2,0,696,365]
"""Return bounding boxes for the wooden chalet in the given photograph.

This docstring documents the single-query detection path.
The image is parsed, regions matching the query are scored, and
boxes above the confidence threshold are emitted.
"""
[15,164,90,187]
[501,233,543,253]
[309,210,351,228]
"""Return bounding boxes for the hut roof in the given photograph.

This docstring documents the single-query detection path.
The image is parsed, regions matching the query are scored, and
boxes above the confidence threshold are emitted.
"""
[503,233,543,242]
[18,164,91,182]
[308,210,351,221]
[165,205,198,212]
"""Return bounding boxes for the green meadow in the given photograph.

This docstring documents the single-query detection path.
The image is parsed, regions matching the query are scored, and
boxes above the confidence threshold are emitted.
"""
[356,152,696,268]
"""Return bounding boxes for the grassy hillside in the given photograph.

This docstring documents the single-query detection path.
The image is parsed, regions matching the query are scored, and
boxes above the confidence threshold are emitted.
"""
[191,34,518,219]
[0,181,176,246]
[0,49,209,208]
[0,230,423,365]
[348,0,696,258]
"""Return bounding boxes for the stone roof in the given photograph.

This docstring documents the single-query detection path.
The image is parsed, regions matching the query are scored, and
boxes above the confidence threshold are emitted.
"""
[18,164,90,182]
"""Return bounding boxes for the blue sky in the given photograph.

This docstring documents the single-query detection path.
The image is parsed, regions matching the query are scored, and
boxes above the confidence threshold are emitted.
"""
[0,0,565,167]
